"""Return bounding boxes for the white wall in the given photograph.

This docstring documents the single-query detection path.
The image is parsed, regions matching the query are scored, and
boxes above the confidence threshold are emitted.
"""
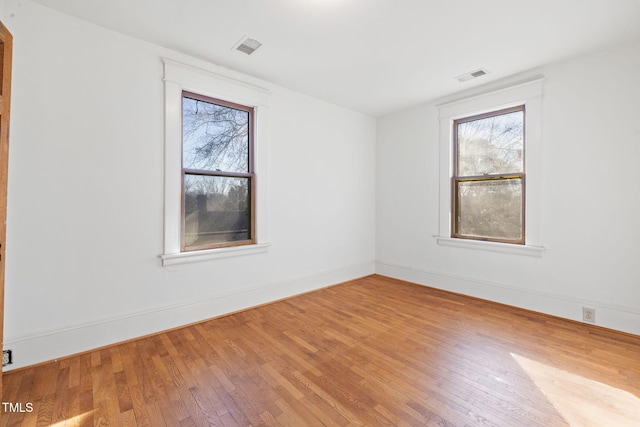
[2,0,376,369]
[376,40,640,335]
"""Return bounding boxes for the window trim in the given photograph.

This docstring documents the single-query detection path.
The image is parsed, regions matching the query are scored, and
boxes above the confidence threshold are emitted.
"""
[451,105,526,245]
[161,59,271,266]
[436,78,545,256]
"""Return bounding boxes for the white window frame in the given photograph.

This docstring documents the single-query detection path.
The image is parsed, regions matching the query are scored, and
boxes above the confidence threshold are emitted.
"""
[436,79,545,257]
[160,59,271,266]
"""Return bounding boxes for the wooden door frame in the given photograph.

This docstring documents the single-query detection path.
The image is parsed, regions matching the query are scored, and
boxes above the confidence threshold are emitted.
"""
[0,21,13,399]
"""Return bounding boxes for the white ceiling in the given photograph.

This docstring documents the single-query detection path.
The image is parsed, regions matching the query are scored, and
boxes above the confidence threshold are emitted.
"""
[30,0,640,117]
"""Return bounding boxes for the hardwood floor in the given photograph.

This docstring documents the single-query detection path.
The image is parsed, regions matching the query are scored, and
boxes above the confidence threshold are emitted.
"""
[2,274,639,426]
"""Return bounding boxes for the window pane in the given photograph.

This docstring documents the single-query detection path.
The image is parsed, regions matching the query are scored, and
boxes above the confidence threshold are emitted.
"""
[455,178,522,241]
[457,110,523,176]
[182,96,250,173]
[184,175,251,248]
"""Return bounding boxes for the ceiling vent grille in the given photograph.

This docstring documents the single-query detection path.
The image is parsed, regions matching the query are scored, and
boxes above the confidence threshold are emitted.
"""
[234,37,262,55]
[456,68,489,82]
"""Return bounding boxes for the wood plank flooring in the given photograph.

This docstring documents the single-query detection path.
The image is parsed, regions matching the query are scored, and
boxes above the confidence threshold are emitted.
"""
[2,274,640,426]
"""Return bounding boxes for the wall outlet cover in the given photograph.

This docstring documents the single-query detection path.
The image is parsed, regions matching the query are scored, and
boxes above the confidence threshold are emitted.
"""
[2,349,12,366]
[583,307,596,324]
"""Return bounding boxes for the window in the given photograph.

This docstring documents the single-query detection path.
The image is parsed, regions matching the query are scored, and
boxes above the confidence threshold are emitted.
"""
[452,106,525,244]
[436,79,544,256]
[161,59,271,266]
[182,92,255,251]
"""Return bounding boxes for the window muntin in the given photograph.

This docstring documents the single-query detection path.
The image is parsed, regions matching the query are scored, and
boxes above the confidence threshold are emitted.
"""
[452,105,525,244]
[181,91,255,251]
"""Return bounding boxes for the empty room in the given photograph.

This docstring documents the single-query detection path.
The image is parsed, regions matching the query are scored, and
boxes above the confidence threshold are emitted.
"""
[1,0,640,425]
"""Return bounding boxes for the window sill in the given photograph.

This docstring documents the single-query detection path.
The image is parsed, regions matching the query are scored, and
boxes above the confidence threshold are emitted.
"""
[435,236,545,257]
[161,243,271,266]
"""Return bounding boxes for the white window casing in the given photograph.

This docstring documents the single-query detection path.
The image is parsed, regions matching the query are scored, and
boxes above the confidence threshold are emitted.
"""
[161,59,271,266]
[436,79,545,257]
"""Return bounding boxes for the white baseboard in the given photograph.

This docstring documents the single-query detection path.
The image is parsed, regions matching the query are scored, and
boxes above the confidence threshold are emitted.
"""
[3,261,375,370]
[376,260,640,337]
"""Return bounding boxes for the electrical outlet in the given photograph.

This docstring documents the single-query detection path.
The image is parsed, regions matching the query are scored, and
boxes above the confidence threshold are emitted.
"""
[583,307,596,324]
[2,349,12,366]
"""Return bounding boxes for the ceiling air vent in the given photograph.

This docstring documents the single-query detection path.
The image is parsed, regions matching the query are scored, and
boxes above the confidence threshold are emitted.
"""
[456,68,489,82]
[234,36,262,55]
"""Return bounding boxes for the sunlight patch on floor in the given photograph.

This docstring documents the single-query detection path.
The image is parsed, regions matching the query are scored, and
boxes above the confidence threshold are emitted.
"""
[512,353,640,426]
[49,410,94,427]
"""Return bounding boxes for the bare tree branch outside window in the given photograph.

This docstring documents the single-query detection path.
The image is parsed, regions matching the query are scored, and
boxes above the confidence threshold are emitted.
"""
[453,106,525,243]
[181,93,254,250]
